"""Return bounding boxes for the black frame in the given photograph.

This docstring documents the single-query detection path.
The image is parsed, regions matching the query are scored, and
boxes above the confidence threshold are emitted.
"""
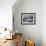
[21,13,36,25]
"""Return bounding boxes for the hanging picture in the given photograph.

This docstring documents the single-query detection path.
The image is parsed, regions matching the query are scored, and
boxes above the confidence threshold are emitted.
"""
[21,13,36,25]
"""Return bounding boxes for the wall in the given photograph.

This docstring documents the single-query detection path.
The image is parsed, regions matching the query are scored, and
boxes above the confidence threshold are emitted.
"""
[0,0,16,30]
[13,0,41,46]
[41,0,46,46]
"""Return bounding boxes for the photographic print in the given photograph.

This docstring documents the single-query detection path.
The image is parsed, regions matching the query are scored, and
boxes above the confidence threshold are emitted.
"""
[21,13,36,25]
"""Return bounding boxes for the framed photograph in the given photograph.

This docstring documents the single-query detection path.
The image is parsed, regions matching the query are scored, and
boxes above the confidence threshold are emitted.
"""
[21,13,36,25]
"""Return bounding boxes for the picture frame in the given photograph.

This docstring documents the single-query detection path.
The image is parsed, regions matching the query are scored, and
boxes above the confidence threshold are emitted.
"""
[21,13,36,25]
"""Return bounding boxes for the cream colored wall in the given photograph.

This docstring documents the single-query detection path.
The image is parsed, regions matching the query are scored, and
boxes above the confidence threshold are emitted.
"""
[41,0,46,46]
[13,0,41,46]
[13,0,46,46]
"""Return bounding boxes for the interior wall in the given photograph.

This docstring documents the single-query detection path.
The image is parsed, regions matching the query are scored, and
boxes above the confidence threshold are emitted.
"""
[0,0,16,30]
[41,0,46,46]
[13,0,41,46]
